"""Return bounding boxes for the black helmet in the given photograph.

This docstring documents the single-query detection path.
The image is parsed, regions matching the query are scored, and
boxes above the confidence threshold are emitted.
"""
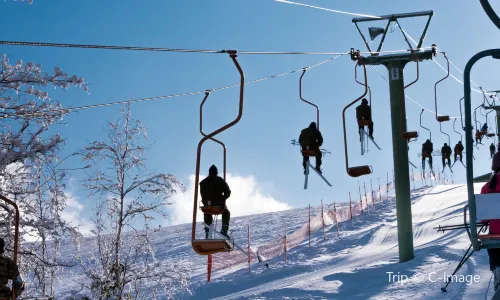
[309,122,317,129]
[426,139,431,143]
[361,98,368,105]
[458,141,462,144]
[209,165,218,175]
[444,143,447,146]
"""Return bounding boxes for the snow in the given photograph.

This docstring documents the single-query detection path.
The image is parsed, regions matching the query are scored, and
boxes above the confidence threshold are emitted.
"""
[40,183,499,299]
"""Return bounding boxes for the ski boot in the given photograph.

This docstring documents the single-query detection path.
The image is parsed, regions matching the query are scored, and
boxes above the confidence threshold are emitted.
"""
[220,226,230,239]
[315,166,322,174]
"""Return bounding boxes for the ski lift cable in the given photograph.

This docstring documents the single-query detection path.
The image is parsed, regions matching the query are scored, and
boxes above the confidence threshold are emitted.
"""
[276,0,495,99]
[369,65,461,119]
[0,39,420,57]
[0,54,345,118]
[275,0,380,18]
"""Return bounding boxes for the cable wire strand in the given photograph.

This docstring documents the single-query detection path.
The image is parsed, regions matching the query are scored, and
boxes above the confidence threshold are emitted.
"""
[2,54,345,118]
[0,40,350,56]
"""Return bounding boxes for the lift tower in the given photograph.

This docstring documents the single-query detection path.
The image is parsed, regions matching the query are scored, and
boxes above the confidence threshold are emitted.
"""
[352,11,435,262]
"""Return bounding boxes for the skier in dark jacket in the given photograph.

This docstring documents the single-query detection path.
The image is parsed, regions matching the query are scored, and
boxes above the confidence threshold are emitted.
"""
[482,122,489,132]
[0,238,24,299]
[454,141,464,162]
[356,98,373,139]
[476,129,484,145]
[441,143,452,168]
[200,165,231,238]
[422,139,433,169]
[491,143,496,159]
[299,122,323,174]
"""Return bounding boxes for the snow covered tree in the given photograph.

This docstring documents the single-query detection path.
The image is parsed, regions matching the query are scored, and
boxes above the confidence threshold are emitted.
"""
[0,53,88,297]
[78,104,189,299]
[0,54,88,172]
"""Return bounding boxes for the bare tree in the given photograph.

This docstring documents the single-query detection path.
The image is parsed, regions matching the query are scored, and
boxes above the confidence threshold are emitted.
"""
[0,54,88,171]
[79,104,188,299]
[0,53,88,297]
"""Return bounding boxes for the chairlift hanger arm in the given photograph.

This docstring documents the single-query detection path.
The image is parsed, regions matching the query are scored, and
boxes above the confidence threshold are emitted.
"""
[434,52,450,122]
[453,118,463,143]
[480,0,500,31]
[342,63,371,177]
[400,54,419,140]
[420,109,432,141]
[355,66,372,106]
[299,68,320,129]
[192,50,244,243]
[459,97,465,130]
[200,91,227,180]
[440,123,451,145]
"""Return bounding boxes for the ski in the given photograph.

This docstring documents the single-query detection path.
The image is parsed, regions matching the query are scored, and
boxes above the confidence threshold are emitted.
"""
[409,161,417,169]
[304,161,332,189]
[361,128,381,150]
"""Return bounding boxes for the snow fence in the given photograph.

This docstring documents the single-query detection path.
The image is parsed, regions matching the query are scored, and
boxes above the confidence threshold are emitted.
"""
[211,169,452,272]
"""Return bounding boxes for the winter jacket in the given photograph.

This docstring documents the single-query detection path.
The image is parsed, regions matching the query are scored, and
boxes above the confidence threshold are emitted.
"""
[422,141,433,153]
[0,255,22,299]
[200,175,231,207]
[299,126,323,148]
[356,103,371,120]
[480,177,500,234]
[454,143,464,153]
[441,145,452,156]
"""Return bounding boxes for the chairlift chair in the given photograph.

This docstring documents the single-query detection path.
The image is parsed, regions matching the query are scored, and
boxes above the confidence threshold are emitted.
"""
[191,51,243,256]
[343,63,373,177]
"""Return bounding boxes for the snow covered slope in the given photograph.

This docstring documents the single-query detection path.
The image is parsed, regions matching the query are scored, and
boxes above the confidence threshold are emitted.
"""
[181,184,496,299]
[50,183,497,299]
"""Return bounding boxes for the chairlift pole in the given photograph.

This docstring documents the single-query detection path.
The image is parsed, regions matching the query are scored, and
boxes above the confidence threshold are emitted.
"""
[357,50,433,263]
[352,10,434,263]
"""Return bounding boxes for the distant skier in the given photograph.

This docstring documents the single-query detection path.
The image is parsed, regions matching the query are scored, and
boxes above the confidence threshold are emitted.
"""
[479,152,500,291]
[422,139,433,169]
[491,143,496,159]
[299,122,323,174]
[476,129,484,145]
[441,143,452,168]
[200,165,231,238]
[356,98,373,139]
[482,122,488,132]
[0,237,24,299]
[454,141,464,162]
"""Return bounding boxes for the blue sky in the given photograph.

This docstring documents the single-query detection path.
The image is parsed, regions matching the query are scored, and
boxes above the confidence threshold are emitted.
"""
[2,0,500,228]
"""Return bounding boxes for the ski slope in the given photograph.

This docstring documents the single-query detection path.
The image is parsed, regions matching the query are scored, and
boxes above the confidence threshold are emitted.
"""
[182,184,496,299]
[45,183,497,299]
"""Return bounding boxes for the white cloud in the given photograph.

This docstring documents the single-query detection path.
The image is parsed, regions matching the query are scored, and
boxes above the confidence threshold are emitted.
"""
[168,173,291,225]
[61,192,94,236]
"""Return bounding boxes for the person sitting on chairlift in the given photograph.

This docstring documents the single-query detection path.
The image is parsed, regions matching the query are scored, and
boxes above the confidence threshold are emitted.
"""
[200,165,231,239]
[479,152,500,291]
[454,141,464,162]
[0,238,24,300]
[356,98,374,139]
[476,129,484,145]
[491,143,496,159]
[482,122,489,132]
[299,122,323,174]
[441,143,452,168]
[422,139,434,169]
